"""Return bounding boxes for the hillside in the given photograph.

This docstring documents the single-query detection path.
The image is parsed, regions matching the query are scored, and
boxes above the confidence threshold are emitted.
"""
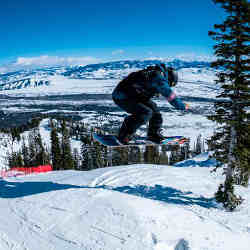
[0,158,249,250]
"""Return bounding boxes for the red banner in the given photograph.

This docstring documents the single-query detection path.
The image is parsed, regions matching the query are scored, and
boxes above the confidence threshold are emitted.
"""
[0,165,53,178]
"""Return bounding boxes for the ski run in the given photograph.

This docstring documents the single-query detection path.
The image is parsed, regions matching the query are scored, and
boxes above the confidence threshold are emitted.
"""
[0,155,249,250]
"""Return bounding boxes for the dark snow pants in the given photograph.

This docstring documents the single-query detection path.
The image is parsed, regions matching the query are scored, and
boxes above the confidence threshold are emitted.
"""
[113,98,163,136]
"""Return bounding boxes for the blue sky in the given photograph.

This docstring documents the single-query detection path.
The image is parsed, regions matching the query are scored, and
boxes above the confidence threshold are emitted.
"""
[0,0,225,66]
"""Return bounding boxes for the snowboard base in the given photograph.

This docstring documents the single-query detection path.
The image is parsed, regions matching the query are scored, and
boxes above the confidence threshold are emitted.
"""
[93,133,189,147]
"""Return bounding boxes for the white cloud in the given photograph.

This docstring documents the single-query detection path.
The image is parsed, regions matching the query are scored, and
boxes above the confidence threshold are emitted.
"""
[0,67,8,74]
[0,55,101,73]
[14,55,100,67]
[175,53,215,62]
[111,50,124,55]
[144,56,164,61]
[143,53,214,62]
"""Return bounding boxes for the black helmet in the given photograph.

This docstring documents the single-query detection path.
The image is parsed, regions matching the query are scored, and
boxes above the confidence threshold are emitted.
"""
[157,64,178,87]
[158,63,168,76]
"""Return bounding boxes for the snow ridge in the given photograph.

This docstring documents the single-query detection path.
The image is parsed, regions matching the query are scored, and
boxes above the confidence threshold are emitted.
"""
[0,59,212,91]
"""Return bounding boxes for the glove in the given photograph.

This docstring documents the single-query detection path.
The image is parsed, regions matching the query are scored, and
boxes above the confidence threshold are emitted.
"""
[185,103,190,110]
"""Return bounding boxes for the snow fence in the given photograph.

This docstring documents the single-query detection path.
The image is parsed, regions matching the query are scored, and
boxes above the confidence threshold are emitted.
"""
[0,165,52,178]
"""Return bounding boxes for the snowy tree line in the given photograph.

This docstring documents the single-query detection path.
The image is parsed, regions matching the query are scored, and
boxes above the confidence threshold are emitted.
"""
[2,117,207,171]
[6,127,50,168]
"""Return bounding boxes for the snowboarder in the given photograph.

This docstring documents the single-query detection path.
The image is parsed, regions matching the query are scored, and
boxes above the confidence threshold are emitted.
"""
[112,63,189,144]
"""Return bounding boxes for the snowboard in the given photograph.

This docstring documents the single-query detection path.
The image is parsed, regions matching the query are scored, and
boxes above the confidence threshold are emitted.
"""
[93,133,189,147]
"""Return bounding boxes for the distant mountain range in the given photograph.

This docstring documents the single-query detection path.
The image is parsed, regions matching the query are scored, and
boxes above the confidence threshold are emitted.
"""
[0,59,211,91]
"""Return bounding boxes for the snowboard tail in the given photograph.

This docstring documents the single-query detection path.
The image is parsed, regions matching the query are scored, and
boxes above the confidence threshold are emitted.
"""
[93,133,189,147]
[93,133,122,147]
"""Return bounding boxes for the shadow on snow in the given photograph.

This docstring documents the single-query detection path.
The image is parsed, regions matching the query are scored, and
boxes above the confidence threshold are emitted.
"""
[0,179,81,199]
[99,184,216,209]
[0,179,216,209]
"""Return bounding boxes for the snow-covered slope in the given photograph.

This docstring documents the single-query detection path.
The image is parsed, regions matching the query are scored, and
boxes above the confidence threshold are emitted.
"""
[0,160,249,250]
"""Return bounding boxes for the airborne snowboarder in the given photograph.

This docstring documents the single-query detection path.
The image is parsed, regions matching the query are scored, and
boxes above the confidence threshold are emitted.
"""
[112,63,189,144]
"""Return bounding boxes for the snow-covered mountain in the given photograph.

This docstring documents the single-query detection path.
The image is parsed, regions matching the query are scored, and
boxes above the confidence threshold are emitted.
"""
[62,59,211,80]
[0,59,211,91]
[0,78,50,90]
[0,67,64,91]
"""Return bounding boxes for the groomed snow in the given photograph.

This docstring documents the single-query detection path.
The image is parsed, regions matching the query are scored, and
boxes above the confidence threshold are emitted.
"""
[0,159,249,250]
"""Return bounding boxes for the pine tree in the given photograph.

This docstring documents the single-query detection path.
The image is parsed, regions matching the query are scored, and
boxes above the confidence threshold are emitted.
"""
[6,151,14,169]
[208,0,249,210]
[28,131,36,166]
[21,136,29,166]
[129,146,142,164]
[16,152,24,167]
[169,149,179,165]
[112,147,129,166]
[234,123,250,186]
[93,141,105,168]
[194,134,203,156]
[26,128,50,167]
[159,145,169,165]
[73,148,80,170]
[144,145,160,164]
[50,120,62,170]
[7,151,23,168]
[80,134,92,170]
[10,127,21,143]
[34,128,49,165]
[61,120,74,169]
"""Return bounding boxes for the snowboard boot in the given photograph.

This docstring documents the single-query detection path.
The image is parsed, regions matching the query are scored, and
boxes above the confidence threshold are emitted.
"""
[118,132,133,145]
[147,129,165,143]
[118,135,131,145]
[117,119,133,145]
